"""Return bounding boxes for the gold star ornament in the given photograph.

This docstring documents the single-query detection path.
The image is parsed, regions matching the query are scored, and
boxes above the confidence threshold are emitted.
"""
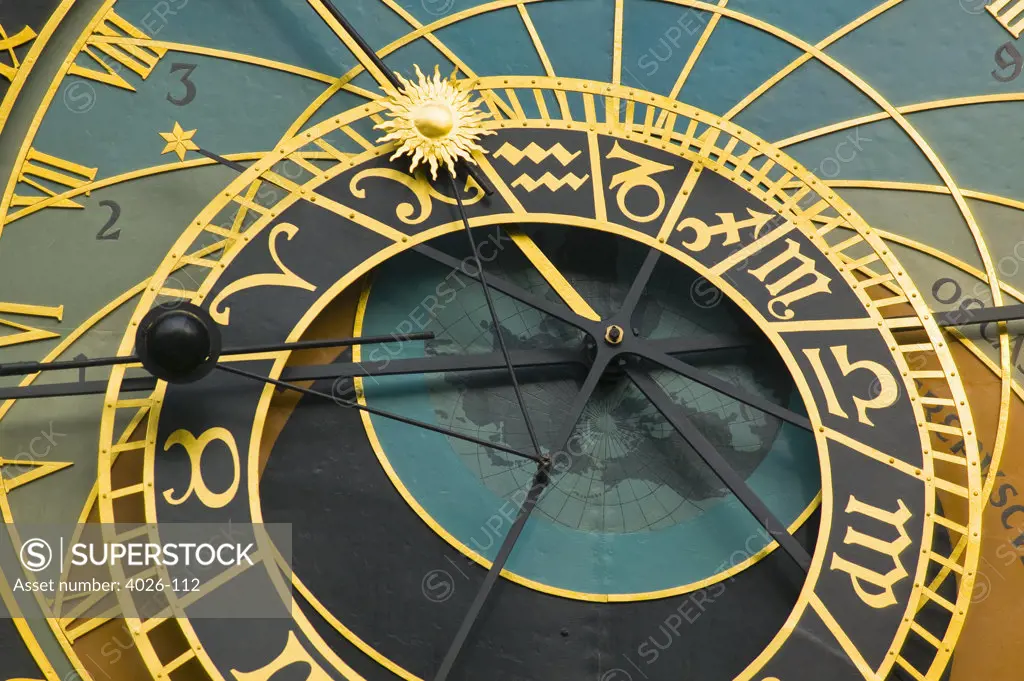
[159,122,199,161]
[375,65,495,180]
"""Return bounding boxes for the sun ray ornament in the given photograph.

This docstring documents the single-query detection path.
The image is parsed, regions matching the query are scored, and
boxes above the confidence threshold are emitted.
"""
[374,65,495,180]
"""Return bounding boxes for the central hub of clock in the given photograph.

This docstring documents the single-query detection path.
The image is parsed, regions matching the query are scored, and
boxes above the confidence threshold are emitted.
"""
[603,324,625,345]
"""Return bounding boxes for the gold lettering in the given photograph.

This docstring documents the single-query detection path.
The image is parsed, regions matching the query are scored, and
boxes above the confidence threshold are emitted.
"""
[163,427,240,509]
[804,345,899,426]
[606,142,674,223]
[349,168,483,225]
[231,631,332,681]
[0,25,38,82]
[988,0,1024,38]
[829,496,912,609]
[675,209,774,252]
[748,239,831,320]
[11,149,98,210]
[210,223,316,325]
[0,301,63,348]
[68,9,167,91]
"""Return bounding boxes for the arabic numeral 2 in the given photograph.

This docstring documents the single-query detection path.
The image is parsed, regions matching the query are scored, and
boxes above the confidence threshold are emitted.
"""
[95,200,121,240]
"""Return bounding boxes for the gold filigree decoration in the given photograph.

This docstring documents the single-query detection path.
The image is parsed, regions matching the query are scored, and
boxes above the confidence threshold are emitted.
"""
[374,65,494,180]
[349,168,484,225]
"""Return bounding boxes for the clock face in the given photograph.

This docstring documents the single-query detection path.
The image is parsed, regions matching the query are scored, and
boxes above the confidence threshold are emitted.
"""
[0,1,1020,681]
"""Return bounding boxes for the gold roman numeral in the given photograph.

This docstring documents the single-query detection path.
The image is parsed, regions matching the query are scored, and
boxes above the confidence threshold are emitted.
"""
[10,148,98,210]
[988,0,1024,37]
[0,24,38,83]
[68,8,167,91]
[0,459,72,493]
[830,496,913,609]
[0,301,63,348]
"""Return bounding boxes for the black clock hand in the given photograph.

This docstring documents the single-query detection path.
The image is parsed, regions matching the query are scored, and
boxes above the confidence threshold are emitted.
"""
[0,376,160,401]
[0,331,433,377]
[0,348,584,401]
[286,336,744,383]
[619,249,662,326]
[433,346,613,681]
[432,463,549,681]
[432,174,565,681]
[919,303,1024,327]
[215,363,541,463]
[637,349,812,431]
[624,363,812,572]
[0,337,749,401]
[448,172,544,460]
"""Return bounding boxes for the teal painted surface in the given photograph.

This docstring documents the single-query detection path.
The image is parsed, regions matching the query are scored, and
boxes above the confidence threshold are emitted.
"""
[826,0,1020,106]
[114,0,364,76]
[530,0,616,83]
[40,55,326,179]
[356,253,820,595]
[908,103,1024,202]
[383,41,455,82]
[726,0,889,43]
[734,60,880,145]
[679,19,803,116]
[434,6,545,77]
[786,119,943,184]
[619,2,704,95]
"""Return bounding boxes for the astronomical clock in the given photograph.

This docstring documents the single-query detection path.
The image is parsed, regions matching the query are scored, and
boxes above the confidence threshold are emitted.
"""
[2,1,1024,680]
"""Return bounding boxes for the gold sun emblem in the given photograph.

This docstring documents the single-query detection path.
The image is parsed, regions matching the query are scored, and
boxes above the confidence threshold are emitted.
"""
[375,65,494,180]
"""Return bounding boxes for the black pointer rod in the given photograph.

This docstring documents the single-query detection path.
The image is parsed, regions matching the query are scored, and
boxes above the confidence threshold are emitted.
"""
[0,332,434,378]
[625,364,812,572]
[432,175,574,681]
[449,173,544,461]
[195,148,248,174]
[433,354,611,681]
[318,0,402,89]
[433,463,549,681]
[0,349,583,401]
[639,350,813,432]
[317,0,494,196]
[619,249,661,323]
[0,377,159,401]
[225,332,433,355]
[215,363,541,464]
[932,303,1024,328]
[886,303,1024,328]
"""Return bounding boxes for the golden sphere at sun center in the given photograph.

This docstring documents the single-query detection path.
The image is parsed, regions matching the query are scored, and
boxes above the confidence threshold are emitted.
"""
[413,103,455,139]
